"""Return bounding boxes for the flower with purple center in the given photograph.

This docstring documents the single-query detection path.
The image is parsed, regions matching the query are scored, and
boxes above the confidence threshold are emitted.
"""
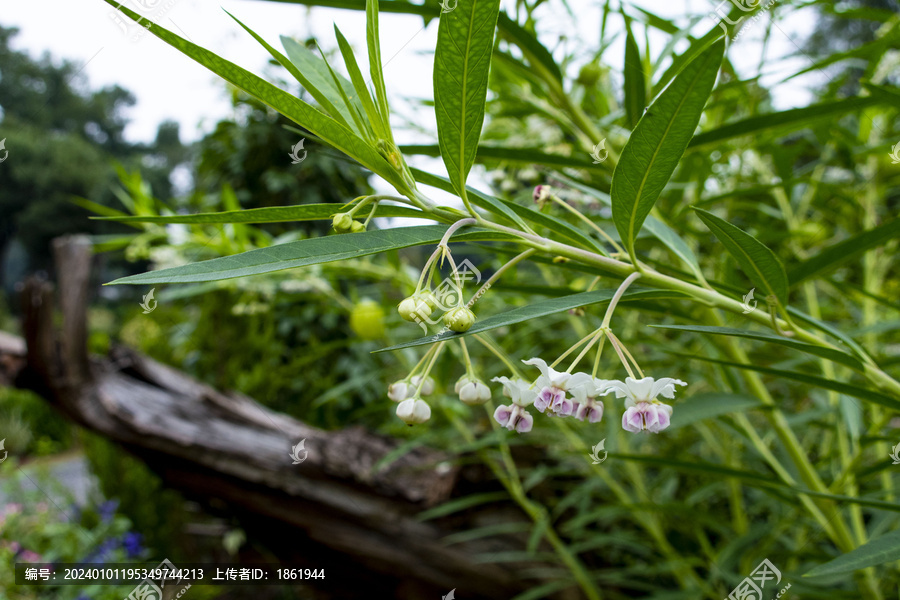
[522,358,592,416]
[491,376,537,433]
[604,377,687,434]
[569,378,611,423]
[493,404,534,433]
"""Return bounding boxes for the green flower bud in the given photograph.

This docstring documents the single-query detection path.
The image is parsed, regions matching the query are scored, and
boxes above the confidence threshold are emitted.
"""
[350,221,366,233]
[398,295,433,322]
[418,290,438,310]
[332,212,353,233]
[443,306,475,332]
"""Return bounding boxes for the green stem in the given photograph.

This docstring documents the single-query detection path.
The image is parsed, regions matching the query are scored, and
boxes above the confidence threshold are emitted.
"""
[446,407,603,600]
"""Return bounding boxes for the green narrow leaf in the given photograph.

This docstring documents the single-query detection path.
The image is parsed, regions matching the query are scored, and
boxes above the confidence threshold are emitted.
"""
[227,12,354,134]
[673,353,900,412]
[407,167,532,230]
[693,208,789,307]
[409,167,607,254]
[417,492,508,521]
[611,39,723,261]
[100,1,405,191]
[434,0,502,196]
[804,530,900,577]
[107,225,511,285]
[280,35,367,132]
[652,324,865,371]
[640,217,704,281]
[689,96,883,149]
[788,218,900,285]
[495,13,562,82]
[333,24,387,140]
[400,143,601,170]
[375,287,686,353]
[667,393,762,429]
[315,41,373,139]
[366,0,393,140]
[623,16,646,129]
[652,27,722,95]
[92,203,428,225]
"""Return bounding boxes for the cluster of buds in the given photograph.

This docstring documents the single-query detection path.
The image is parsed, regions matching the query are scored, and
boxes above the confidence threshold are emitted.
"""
[332,212,366,234]
[389,375,436,425]
[388,373,493,425]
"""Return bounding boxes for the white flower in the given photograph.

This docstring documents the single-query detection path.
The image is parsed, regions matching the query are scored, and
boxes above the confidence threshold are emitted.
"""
[455,376,491,406]
[396,398,431,425]
[603,376,687,402]
[569,378,611,423]
[522,358,593,415]
[604,377,686,434]
[491,376,536,407]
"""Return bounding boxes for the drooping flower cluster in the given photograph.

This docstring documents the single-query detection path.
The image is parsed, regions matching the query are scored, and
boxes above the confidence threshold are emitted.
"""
[485,358,687,435]
[380,223,688,434]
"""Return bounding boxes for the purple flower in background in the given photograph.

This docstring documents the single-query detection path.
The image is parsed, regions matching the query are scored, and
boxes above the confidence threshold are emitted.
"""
[98,499,119,523]
[122,532,144,558]
[83,536,119,564]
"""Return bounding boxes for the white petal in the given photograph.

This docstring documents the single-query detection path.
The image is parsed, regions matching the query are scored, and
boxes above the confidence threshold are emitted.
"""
[412,399,432,423]
[566,372,594,392]
[455,375,473,394]
[522,357,551,379]
[511,380,537,407]
[592,379,614,396]
[625,377,655,401]
[569,385,590,404]
[387,382,410,403]
[650,378,687,399]
[602,380,631,399]
[491,376,514,398]
[396,398,416,421]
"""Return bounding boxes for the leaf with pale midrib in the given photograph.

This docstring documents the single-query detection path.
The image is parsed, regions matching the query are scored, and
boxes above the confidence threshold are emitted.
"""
[434,0,502,197]
[611,39,724,261]
[108,226,510,285]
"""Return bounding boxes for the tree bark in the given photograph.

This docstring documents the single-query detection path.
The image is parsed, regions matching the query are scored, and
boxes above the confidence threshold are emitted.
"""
[5,235,540,600]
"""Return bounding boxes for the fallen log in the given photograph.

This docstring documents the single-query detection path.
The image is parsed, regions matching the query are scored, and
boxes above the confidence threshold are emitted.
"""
[6,235,542,600]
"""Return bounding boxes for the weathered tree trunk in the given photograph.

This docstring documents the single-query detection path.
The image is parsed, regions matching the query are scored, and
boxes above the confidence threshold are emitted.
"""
[5,235,544,600]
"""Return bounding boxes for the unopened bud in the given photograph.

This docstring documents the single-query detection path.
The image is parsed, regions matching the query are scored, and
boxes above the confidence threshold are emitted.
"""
[350,221,366,233]
[410,375,436,396]
[396,398,431,425]
[444,306,476,332]
[398,295,433,322]
[456,376,491,405]
[332,212,353,232]
[388,381,411,403]
[533,185,553,205]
